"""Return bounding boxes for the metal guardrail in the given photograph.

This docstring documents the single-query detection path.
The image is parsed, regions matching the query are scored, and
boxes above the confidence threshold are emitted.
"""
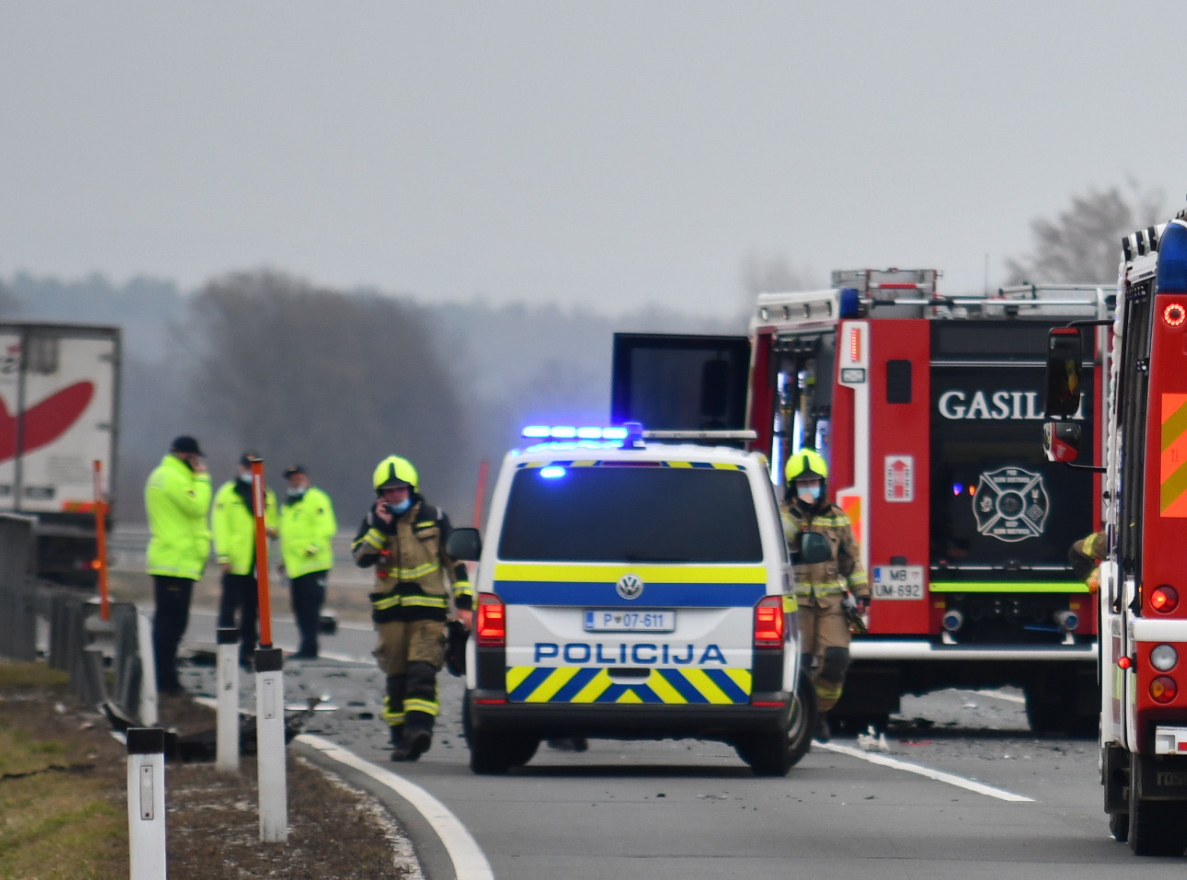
[0,513,147,718]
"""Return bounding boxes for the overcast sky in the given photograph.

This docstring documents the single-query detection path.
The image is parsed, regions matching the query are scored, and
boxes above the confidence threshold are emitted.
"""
[2,2,1184,318]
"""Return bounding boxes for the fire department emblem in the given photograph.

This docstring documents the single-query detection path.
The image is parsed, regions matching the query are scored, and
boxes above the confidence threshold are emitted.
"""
[973,466,1050,543]
[616,573,644,600]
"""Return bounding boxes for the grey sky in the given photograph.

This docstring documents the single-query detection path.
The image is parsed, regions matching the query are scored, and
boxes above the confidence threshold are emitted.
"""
[2,2,1184,318]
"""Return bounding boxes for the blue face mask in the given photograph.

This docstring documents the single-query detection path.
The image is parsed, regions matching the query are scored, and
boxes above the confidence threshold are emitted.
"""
[238,472,252,484]
[388,498,412,516]
[796,483,822,503]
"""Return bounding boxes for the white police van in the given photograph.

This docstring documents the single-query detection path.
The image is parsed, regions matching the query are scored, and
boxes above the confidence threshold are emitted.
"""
[446,425,816,775]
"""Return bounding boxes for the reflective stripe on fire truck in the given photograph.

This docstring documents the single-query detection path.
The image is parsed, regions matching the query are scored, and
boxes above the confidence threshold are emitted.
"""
[835,319,870,571]
[1161,392,1187,517]
[506,666,752,704]
[929,581,1089,593]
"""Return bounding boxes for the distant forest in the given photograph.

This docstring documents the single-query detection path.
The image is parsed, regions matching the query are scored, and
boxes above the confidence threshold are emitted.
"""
[0,271,741,527]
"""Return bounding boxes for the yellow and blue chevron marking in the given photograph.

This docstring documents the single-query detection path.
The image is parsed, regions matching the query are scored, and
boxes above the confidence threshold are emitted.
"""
[507,666,752,704]
[493,563,768,607]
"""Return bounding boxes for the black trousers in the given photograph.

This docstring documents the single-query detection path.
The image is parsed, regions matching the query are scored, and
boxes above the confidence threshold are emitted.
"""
[289,571,327,656]
[218,571,259,663]
[152,575,194,693]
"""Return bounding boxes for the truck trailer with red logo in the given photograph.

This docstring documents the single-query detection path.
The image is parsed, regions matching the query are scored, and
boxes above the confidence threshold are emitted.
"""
[1046,210,1187,853]
[612,269,1111,734]
[0,321,120,587]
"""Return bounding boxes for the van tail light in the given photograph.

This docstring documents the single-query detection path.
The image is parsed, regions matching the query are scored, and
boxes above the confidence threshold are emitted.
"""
[476,594,506,647]
[754,596,784,649]
[1152,585,1179,613]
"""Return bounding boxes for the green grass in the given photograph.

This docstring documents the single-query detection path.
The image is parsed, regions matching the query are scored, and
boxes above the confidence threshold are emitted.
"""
[0,662,126,880]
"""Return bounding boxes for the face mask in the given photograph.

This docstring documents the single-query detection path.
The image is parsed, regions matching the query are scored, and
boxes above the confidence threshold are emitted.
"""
[797,484,822,503]
[238,472,252,484]
[388,498,412,516]
[287,487,306,500]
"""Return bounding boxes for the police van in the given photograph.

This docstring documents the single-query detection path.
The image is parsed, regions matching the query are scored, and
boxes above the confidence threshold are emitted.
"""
[446,425,816,775]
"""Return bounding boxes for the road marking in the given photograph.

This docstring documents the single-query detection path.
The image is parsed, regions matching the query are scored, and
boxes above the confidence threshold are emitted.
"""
[299,734,496,880]
[815,741,1034,802]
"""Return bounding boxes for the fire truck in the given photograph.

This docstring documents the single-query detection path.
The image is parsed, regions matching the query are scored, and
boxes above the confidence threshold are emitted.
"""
[612,269,1112,734]
[1046,210,1187,854]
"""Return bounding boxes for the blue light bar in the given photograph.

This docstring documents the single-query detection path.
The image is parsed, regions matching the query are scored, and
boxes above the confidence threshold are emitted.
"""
[520,425,634,441]
[539,466,567,479]
[1158,221,1187,292]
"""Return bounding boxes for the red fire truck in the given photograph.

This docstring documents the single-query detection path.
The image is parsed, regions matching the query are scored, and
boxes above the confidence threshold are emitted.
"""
[1047,211,1187,853]
[612,269,1112,734]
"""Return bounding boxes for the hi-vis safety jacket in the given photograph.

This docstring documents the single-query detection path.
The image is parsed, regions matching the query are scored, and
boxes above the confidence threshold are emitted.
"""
[212,481,278,576]
[279,486,337,579]
[1069,531,1107,593]
[780,499,869,601]
[351,496,473,623]
[145,454,213,580]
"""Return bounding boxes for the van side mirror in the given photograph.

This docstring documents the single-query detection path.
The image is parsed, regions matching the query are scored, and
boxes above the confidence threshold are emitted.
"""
[1043,421,1082,463]
[795,531,832,565]
[1045,327,1083,418]
[446,527,482,561]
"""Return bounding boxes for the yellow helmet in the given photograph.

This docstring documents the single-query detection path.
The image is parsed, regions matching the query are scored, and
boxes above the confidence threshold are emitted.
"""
[784,448,828,483]
[372,455,419,493]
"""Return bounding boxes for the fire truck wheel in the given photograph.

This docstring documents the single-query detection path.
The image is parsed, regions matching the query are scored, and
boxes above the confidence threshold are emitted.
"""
[1108,811,1129,843]
[1128,755,1187,855]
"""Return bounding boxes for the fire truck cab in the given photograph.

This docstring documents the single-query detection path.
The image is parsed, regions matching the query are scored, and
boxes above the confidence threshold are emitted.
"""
[613,269,1112,734]
[1048,211,1187,854]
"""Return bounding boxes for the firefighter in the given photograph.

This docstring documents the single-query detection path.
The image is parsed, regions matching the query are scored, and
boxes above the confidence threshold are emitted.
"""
[780,448,870,742]
[278,465,337,659]
[352,455,473,762]
[1069,531,1107,593]
[211,453,279,668]
[145,436,213,695]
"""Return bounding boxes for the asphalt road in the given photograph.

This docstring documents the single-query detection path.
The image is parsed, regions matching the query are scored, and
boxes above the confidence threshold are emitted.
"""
[171,614,1187,879]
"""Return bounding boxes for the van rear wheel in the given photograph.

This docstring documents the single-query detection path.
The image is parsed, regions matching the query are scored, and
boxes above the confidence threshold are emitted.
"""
[737,671,817,776]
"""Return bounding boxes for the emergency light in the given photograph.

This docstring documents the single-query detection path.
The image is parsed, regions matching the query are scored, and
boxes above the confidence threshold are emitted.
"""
[1157,220,1187,292]
[522,425,630,441]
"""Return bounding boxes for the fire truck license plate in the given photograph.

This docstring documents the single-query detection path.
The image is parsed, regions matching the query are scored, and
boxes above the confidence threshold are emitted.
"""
[872,566,924,599]
[584,610,675,632]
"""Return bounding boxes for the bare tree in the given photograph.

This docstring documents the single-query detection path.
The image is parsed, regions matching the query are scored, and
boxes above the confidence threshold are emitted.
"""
[185,271,470,519]
[1006,183,1168,285]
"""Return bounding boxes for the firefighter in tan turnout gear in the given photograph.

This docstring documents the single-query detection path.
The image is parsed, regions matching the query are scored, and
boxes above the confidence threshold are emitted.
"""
[780,449,869,742]
[352,456,473,761]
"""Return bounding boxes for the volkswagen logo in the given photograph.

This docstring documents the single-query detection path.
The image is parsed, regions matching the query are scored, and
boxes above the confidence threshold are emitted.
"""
[616,573,644,600]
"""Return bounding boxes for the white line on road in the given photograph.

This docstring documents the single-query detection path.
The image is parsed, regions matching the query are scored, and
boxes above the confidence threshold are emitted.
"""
[299,734,496,880]
[815,741,1035,802]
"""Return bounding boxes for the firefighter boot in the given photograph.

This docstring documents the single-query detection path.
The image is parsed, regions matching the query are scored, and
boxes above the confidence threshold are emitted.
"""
[814,712,832,743]
[393,713,433,762]
[387,724,404,760]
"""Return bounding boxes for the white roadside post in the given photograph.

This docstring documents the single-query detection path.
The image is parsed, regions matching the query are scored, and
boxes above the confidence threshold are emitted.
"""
[254,645,287,842]
[126,727,167,880]
[136,610,158,727]
[216,626,240,773]
[248,457,288,843]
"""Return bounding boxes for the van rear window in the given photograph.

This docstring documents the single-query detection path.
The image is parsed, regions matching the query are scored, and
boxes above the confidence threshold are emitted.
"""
[498,465,763,562]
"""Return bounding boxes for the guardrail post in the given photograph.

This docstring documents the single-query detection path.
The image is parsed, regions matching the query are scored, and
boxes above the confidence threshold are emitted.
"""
[126,727,167,880]
[216,627,240,773]
[254,646,288,842]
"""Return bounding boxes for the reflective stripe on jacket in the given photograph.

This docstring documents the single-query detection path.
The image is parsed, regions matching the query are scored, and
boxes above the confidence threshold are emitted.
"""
[279,486,337,578]
[211,481,278,575]
[780,500,869,599]
[145,454,213,580]
[352,497,472,622]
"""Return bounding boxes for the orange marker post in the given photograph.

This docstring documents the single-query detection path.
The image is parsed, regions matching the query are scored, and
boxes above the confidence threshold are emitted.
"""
[248,458,274,649]
[92,460,110,621]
